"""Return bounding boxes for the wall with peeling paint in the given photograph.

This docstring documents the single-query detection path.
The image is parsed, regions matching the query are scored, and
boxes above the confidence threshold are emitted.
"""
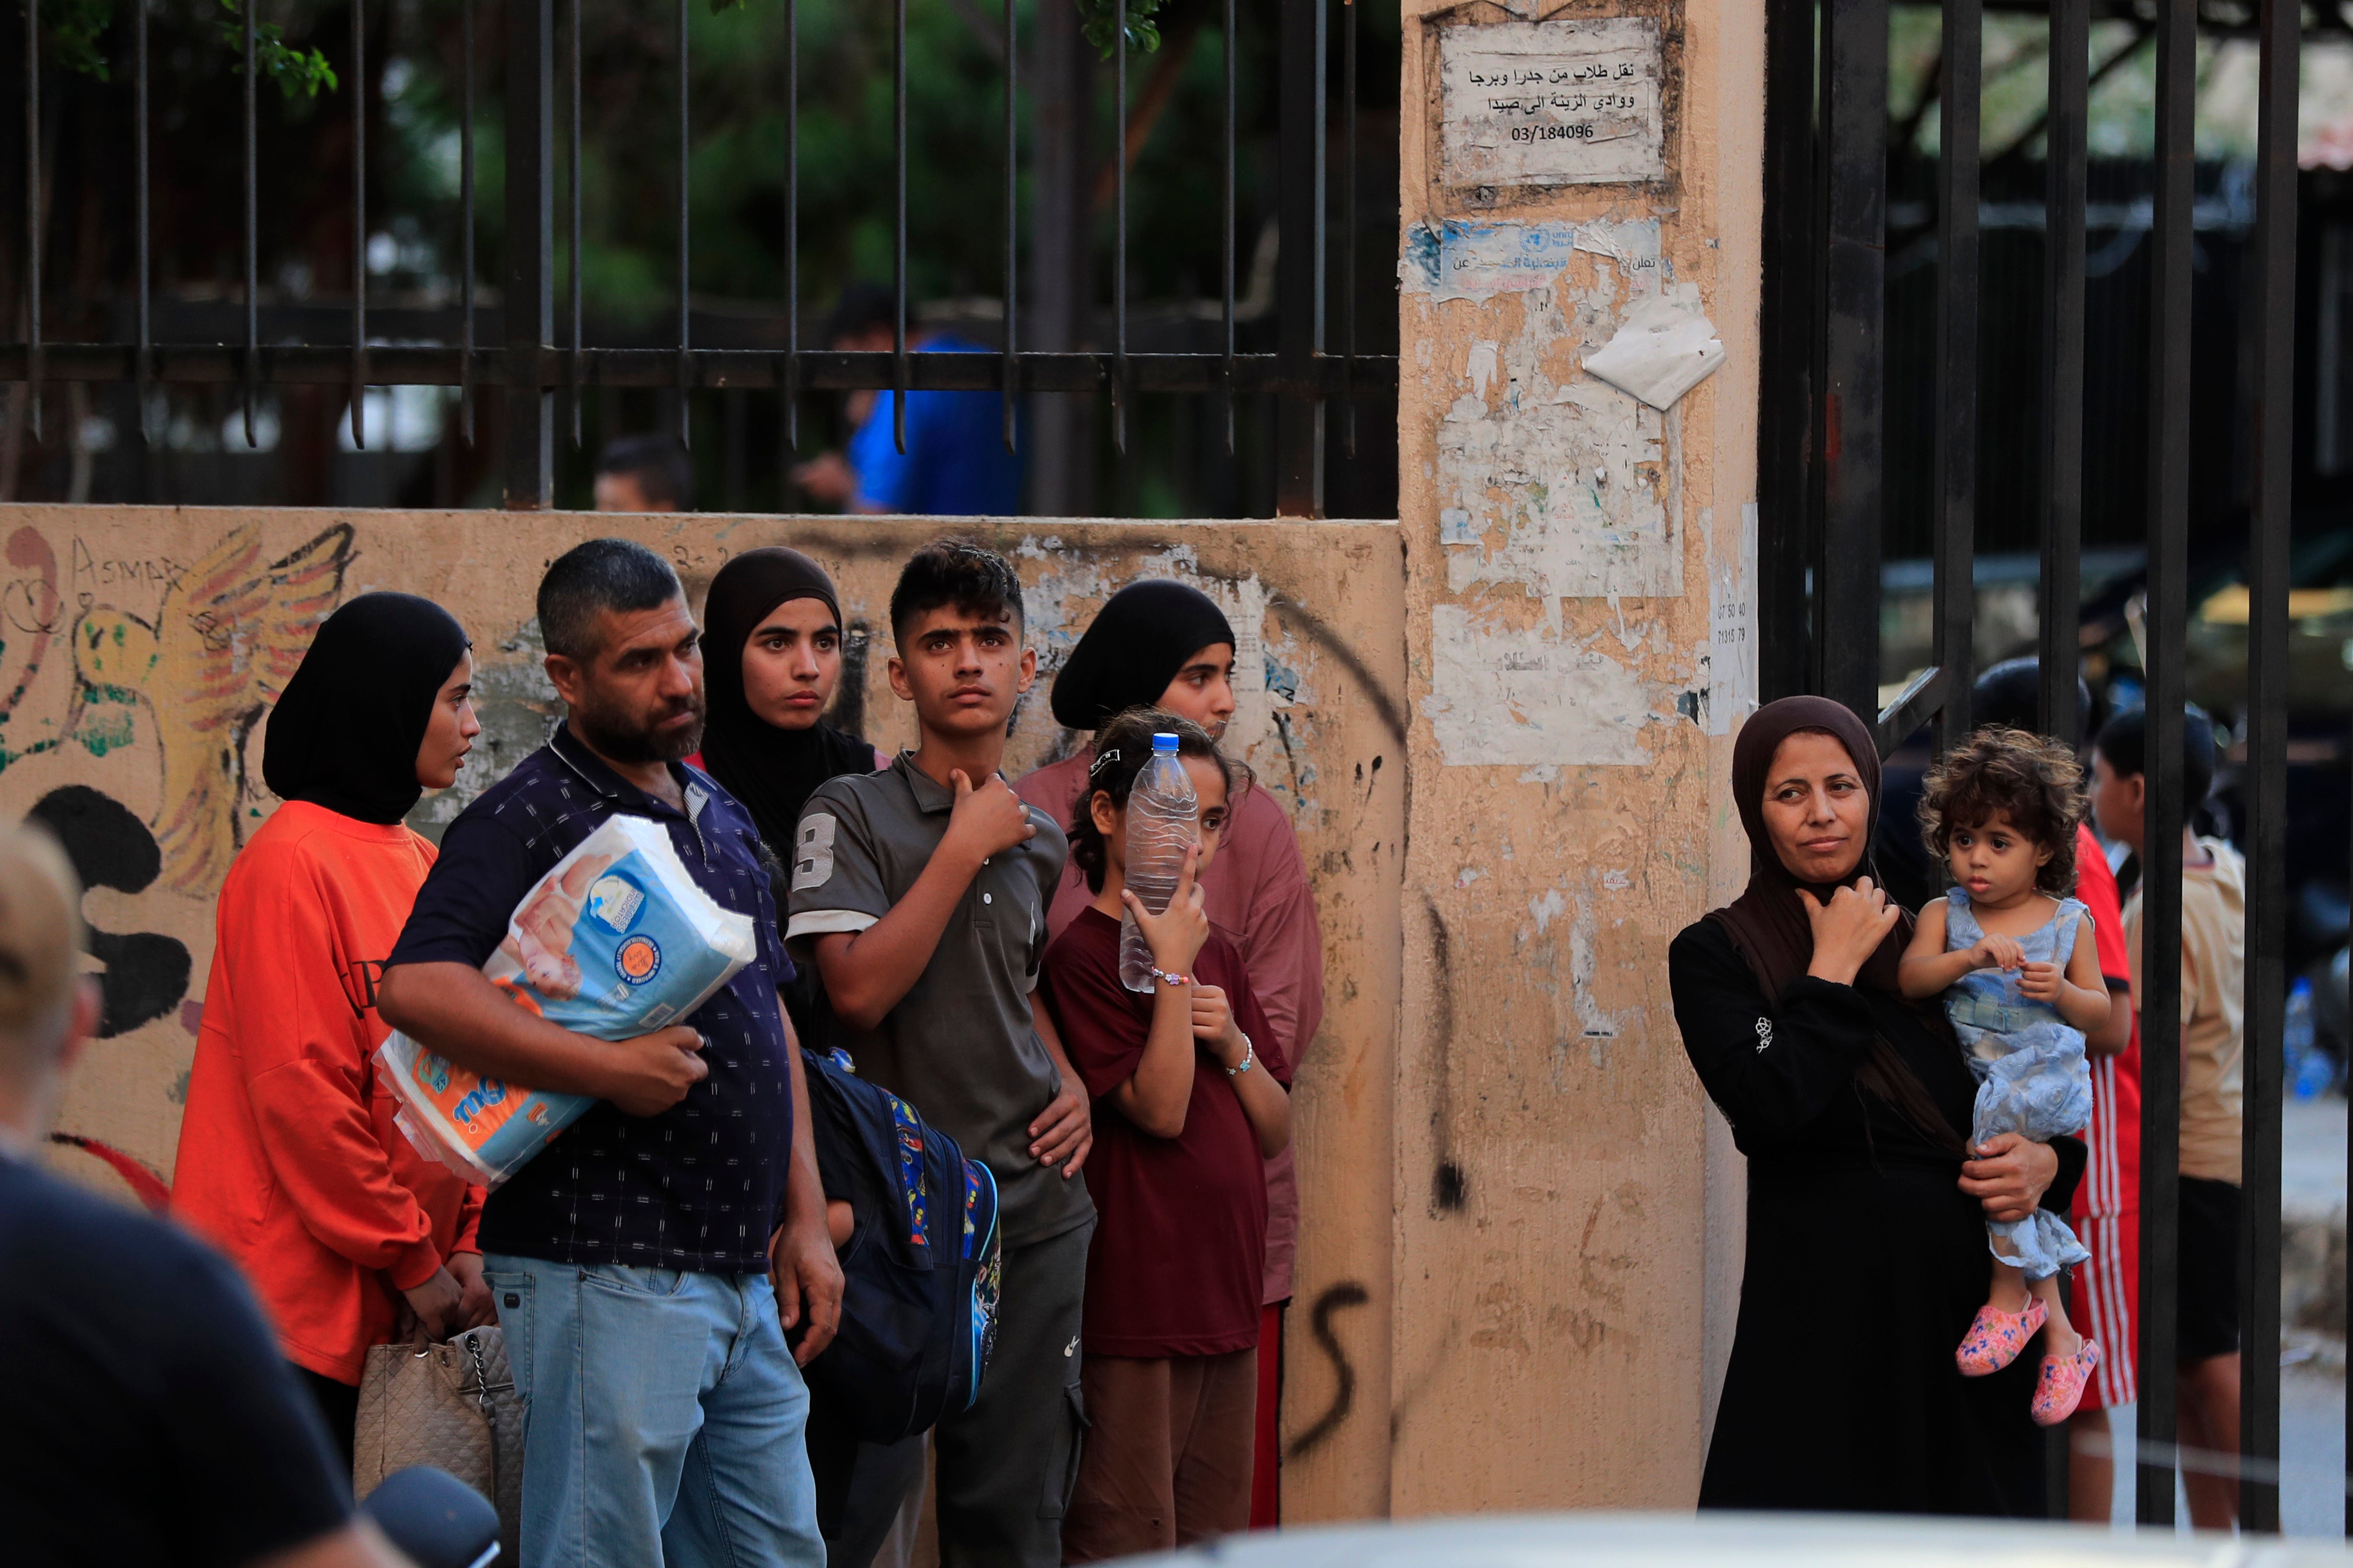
[0,0,1772,1519]
[0,508,1408,1510]
[1388,0,1761,1514]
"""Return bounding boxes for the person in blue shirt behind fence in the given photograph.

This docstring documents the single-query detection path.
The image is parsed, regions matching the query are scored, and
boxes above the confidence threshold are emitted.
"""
[790,285,1024,518]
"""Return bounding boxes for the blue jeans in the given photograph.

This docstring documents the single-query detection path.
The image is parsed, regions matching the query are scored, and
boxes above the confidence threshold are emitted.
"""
[483,1255,825,1568]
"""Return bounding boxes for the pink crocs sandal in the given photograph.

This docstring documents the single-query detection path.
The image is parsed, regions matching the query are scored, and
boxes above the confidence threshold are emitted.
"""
[1955,1296,2048,1376]
[2031,1339,2102,1427]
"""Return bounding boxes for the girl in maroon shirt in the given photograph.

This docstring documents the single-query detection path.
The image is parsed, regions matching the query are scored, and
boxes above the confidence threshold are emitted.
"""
[1039,710,1292,1562]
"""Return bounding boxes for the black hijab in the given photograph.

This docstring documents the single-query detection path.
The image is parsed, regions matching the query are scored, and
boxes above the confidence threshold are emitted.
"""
[262,592,471,825]
[1049,579,1235,731]
[699,547,873,855]
[1704,695,1966,1152]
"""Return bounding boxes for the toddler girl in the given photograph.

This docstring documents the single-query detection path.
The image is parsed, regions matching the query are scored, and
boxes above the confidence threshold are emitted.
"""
[1039,709,1292,1561]
[1899,726,2112,1426]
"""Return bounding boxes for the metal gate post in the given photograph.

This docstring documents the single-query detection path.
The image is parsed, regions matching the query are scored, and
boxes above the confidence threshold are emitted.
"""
[504,0,556,508]
[2037,2,2088,747]
[1931,0,1981,751]
[1756,0,1816,705]
[2136,0,2196,1527]
[1814,0,1887,718]
[1275,0,1326,518]
[2238,0,2297,1533]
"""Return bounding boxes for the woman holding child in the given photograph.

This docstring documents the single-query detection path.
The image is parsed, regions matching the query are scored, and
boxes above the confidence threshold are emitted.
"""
[1670,696,2086,1516]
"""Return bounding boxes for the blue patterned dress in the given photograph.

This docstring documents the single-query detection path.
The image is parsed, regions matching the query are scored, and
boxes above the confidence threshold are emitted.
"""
[1944,889,2094,1281]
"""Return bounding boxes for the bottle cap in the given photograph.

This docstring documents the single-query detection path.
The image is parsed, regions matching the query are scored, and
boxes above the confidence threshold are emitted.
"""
[1152,731,1180,754]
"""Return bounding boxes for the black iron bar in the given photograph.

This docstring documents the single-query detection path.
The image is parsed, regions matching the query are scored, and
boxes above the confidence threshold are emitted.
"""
[22,0,38,444]
[503,0,556,505]
[242,0,256,447]
[2038,0,2086,746]
[1000,0,1016,455]
[2238,0,2295,1534]
[781,0,798,462]
[0,343,1395,395]
[2136,0,2194,1528]
[1816,0,1886,719]
[1756,0,1815,705]
[460,0,476,443]
[1273,0,1326,516]
[1931,0,1979,752]
[1340,0,1356,459]
[351,0,367,449]
[135,0,151,443]
[891,0,907,455]
[1112,0,1128,457]
[675,0,689,448]
[565,0,579,446]
[1220,0,1235,456]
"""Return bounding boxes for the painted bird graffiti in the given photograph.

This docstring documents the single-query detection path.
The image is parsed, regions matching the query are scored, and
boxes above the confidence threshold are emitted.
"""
[67,522,354,894]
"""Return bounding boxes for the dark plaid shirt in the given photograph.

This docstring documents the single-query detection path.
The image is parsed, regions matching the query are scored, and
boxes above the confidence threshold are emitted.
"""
[388,723,795,1273]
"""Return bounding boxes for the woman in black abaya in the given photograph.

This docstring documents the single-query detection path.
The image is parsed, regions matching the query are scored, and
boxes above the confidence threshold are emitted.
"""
[1669,696,2084,1516]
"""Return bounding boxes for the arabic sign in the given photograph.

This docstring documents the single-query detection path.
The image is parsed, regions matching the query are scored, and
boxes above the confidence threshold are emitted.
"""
[1439,18,1665,189]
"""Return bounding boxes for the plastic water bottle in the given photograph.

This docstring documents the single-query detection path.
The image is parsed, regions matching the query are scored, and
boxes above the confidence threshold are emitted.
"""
[1118,732,1199,993]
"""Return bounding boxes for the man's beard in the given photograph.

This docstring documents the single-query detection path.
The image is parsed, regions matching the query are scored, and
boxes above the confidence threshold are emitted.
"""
[572,687,706,765]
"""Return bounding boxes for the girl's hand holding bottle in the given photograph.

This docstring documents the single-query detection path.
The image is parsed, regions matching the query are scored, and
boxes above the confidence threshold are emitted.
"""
[1122,844,1210,977]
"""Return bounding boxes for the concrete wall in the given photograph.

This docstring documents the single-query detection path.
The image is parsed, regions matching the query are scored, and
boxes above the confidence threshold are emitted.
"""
[0,0,1772,1517]
[0,509,1407,1492]
[1387,0,1761,1512]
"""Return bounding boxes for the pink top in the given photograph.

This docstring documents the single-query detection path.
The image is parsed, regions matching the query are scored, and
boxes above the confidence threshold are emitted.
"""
[1016,750,1327,1304]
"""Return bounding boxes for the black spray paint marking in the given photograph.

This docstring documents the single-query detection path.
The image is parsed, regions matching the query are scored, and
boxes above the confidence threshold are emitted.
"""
[1424,895,1467,1216]
[1284,1281,1371,1461]
[28,785,192,1038]
[830,618,873,742]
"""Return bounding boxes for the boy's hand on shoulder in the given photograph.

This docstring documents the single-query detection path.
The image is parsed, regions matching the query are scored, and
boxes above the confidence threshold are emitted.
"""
[943,770,1038,865]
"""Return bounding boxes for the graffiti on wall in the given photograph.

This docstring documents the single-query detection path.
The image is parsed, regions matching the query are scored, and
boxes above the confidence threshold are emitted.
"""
[65,523,354,893]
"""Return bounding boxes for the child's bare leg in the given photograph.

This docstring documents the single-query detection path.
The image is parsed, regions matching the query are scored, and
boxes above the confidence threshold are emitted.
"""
[1987,1258,2030,1313]
[2029,1274,2082,1356]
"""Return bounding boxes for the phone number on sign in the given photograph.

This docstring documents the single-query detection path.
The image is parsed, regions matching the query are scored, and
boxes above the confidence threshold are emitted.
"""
[1511,121,1598,143]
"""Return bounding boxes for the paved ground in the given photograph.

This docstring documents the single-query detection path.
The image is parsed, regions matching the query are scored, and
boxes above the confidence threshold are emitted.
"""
[2285,1095,2347,1218]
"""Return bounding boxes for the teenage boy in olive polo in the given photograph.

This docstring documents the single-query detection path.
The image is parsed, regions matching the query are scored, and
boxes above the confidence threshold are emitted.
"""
[787,541,1093,1568]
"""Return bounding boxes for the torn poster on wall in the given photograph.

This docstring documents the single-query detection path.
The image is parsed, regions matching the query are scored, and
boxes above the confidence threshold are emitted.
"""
[1582,286,1727,411]
[1398,217,1663,304]
[1425,604,1671,767]
[1425,219,1683,600]
[1704,503,1759,737]
[1438,17,1666,190]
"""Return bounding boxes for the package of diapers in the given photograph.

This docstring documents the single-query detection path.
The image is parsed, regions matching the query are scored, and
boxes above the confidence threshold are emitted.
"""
[377,814,757,1188]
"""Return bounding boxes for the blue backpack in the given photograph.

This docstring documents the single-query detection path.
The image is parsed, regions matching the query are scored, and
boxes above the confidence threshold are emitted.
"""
[799,1048,1002,1444]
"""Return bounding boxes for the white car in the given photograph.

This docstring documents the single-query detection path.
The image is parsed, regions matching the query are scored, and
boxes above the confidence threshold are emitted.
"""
[1114,1513,2352,1567]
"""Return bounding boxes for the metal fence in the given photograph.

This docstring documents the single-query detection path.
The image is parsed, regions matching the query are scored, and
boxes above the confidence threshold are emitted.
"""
[6,0,1394,516]
[1760,0,2301,1530]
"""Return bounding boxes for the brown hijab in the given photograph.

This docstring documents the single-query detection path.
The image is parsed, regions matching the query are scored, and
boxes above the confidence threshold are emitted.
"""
[1705,695,1966,1153]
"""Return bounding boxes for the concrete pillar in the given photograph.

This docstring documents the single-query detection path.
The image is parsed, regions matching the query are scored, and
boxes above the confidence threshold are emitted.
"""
[1362,0,1762,1512]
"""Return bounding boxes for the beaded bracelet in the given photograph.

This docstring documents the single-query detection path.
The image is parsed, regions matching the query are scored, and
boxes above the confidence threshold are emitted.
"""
[1148,965,1192,989]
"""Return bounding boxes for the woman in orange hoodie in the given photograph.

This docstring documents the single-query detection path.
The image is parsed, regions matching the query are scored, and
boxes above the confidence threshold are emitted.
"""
[174,592,492,1465]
